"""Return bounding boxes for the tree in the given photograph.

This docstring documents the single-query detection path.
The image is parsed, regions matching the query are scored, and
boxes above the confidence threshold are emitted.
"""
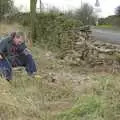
[30,0,37,42]
[75,3,96,25]
[0,0,14,20]
[40,0,42,12]
[48,6,60,14]
[115,5,120,16]
[65,10,74,18]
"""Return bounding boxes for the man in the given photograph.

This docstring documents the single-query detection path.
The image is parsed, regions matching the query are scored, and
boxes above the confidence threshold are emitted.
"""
[0,32,37,81]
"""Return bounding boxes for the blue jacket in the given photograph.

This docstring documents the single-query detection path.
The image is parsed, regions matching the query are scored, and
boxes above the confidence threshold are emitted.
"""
[0,35,26,62]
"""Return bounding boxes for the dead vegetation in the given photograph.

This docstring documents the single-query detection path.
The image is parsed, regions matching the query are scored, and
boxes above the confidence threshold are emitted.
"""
[58,27,120,73]
[0,23,120,120]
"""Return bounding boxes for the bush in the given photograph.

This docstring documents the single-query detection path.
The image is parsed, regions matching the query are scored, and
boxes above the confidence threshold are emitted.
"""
[8,12,82,51]
[98,15,120,26]
[35,13,82,51]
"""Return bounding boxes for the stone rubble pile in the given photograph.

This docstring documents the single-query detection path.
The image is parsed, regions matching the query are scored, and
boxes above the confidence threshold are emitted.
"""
[59,27,120,71]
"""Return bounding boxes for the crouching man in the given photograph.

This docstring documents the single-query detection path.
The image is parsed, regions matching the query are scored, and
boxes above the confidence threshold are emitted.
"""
[0,32,37,81]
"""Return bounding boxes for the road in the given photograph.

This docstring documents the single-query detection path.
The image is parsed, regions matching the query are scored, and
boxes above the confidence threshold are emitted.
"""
[92,28,120,44]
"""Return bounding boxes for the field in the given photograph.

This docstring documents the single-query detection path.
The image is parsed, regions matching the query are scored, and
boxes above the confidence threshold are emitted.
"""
[0,24,120,120]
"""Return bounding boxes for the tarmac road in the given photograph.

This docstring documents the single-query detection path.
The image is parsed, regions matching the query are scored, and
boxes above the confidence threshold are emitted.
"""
[92,28,120,44]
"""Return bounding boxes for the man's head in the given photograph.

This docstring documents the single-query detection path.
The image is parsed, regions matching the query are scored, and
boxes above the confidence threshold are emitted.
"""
[12,32,25,45]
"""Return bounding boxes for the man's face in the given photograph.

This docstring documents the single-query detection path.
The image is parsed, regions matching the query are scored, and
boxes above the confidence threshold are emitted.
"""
[13,36,24,45]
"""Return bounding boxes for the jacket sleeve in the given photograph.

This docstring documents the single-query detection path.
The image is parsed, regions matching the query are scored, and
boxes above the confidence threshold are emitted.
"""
[0,39,7,55]
[17,42,27,53]
[18,43,31,55]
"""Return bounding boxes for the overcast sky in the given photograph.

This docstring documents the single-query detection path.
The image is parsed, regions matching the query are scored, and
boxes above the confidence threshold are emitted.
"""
[13,0,120,17]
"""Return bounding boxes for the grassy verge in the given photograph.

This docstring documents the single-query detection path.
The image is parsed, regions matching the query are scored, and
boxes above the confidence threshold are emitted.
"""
[0,47,120,120]
[95,24,120,32]
[56,73,120,120]
[0,23,120,120]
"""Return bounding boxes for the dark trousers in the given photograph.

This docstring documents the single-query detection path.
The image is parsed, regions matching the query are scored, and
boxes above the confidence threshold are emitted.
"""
[0,54,37,80]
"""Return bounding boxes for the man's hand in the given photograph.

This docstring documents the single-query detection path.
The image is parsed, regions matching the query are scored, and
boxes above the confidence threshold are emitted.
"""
[0,54,3,59]
[23,48,31,55]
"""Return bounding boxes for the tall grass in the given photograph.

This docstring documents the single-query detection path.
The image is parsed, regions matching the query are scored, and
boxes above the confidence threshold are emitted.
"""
[56,73,120,120]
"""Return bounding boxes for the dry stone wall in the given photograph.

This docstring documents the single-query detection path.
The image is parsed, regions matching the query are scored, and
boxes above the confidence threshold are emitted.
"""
[59,28,120,71]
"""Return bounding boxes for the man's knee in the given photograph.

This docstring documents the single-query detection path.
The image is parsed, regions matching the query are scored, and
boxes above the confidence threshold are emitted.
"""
[24,53,32,59]
[0,60,11,69]
[0,60,12,80]
[23,54,36,67]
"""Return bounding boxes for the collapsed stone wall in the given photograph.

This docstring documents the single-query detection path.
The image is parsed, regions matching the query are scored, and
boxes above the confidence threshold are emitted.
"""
[59,29,120,71]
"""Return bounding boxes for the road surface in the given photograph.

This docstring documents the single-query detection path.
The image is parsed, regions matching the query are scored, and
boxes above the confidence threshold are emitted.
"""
[92,28,120,44]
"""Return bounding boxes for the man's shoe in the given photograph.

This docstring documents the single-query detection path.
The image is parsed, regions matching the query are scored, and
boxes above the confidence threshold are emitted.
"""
[28,73,40,79]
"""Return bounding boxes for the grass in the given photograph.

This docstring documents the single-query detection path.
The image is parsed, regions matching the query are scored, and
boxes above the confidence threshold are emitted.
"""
[0,23,23,35]
[56,73,120,120]
[0,23,120,120]
[0,50,120,120]
[95,24,120,32]
[0,46,75,120]
[96,24,113,28]
[56,95,103,120]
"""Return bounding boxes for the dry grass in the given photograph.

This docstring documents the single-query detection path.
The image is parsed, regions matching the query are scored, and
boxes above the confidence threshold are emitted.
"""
[0,23,22,35]
[0,47,119,120]
[0,23,120,120]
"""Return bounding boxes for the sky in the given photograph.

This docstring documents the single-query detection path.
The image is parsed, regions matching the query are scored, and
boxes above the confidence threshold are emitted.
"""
[13,0,120,17]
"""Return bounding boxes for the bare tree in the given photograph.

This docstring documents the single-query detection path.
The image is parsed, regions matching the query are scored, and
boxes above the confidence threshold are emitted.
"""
[48,6,60,14]
[40,0,42,12]
[30,0,37,42]
[115,5,120,16]
[75,3,96,25]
